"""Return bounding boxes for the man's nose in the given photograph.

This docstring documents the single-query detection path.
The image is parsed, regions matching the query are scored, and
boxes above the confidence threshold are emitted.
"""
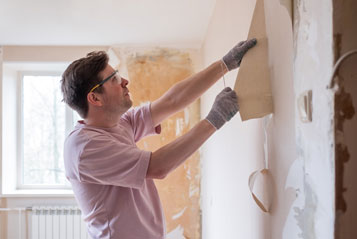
[121,78,129,87]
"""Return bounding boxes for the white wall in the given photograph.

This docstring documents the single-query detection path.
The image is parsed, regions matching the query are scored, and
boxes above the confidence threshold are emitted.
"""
[200,0,265,238]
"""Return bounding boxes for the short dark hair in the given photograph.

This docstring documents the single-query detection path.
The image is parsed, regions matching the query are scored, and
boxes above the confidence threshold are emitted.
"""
[61,51,109,118]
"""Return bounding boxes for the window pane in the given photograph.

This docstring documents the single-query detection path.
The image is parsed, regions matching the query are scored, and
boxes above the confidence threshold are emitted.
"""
[22,75,68,186]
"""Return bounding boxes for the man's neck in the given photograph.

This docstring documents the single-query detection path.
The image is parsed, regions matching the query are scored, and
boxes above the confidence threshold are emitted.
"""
[84,112,122,128]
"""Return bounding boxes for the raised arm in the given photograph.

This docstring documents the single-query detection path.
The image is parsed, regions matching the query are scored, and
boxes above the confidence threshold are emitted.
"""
[150,39,257,126]
[147,87,238,179]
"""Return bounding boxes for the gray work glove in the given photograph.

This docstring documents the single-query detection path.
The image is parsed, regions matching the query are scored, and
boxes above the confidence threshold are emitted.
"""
[205,87,239,130]
[222,38,257,71]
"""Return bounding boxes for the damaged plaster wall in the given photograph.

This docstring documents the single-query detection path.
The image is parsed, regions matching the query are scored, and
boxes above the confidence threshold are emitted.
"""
[113,47,202,239]
[293,0,335,238]
[333,0,357,238]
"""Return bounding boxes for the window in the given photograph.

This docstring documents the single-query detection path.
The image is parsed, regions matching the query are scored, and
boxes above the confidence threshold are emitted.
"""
[1,61,83,195]
[16,72,80,189]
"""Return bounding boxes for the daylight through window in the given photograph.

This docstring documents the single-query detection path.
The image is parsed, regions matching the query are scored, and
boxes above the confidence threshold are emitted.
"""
[20,74,76,188]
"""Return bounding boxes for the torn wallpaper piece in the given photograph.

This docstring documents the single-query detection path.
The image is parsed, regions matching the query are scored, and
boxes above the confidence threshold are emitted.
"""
[234,0,273,121]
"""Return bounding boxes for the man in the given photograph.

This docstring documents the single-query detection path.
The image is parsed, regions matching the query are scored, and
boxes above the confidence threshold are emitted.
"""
[61,39,256,239]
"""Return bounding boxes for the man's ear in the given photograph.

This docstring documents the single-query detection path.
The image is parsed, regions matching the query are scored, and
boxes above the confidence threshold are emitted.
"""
[87,92,103,107]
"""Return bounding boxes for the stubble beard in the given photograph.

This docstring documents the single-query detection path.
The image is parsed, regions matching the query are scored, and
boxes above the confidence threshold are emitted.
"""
[124,98,133,110]
[118,97,133,115]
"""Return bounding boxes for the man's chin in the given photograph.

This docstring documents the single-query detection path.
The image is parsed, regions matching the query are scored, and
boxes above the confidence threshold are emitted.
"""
[123,100,133,110]
[127,99,133,108]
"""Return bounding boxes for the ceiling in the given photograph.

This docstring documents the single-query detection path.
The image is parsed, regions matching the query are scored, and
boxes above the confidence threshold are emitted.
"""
[0,0,216,48]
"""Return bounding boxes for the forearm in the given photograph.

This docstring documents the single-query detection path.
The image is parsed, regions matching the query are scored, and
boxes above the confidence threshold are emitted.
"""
[151,39,256,126]
[147,119,216,179]
[162,38,256,112]
[164,60,227,112]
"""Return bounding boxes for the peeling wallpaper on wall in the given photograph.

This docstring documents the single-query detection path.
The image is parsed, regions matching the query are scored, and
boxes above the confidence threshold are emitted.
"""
[118,48,201,238]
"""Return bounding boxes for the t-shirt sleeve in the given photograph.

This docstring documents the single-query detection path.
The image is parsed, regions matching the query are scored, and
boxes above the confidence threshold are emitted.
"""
[121,103,161,142]
[77,135,151,189]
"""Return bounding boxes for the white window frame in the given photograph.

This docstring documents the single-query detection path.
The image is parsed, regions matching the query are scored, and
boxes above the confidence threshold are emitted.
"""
[16,71,74,190]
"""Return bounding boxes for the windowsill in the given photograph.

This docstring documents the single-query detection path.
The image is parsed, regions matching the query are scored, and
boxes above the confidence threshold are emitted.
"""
[1,189,74,198]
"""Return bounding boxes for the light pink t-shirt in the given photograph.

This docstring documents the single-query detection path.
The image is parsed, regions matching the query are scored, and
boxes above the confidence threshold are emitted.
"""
[64,103,165,239]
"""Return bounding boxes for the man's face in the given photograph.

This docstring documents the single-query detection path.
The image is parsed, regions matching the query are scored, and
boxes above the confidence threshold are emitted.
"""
[98,64,132,114]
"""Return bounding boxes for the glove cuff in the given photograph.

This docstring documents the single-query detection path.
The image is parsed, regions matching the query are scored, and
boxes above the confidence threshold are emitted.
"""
[220,59,230,72]
[205,110,226,130]
[222,55,234,71]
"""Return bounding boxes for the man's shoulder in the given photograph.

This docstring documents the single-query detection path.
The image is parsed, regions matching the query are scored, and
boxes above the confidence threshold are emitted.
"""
[64,127,114,169]
[66,126,111,149]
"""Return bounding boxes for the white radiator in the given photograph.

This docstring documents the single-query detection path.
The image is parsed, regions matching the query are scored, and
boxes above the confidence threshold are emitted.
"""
[31,206,89,239]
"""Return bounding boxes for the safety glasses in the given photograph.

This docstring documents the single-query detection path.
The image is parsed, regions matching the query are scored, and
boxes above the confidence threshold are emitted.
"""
[88,70,119,93]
